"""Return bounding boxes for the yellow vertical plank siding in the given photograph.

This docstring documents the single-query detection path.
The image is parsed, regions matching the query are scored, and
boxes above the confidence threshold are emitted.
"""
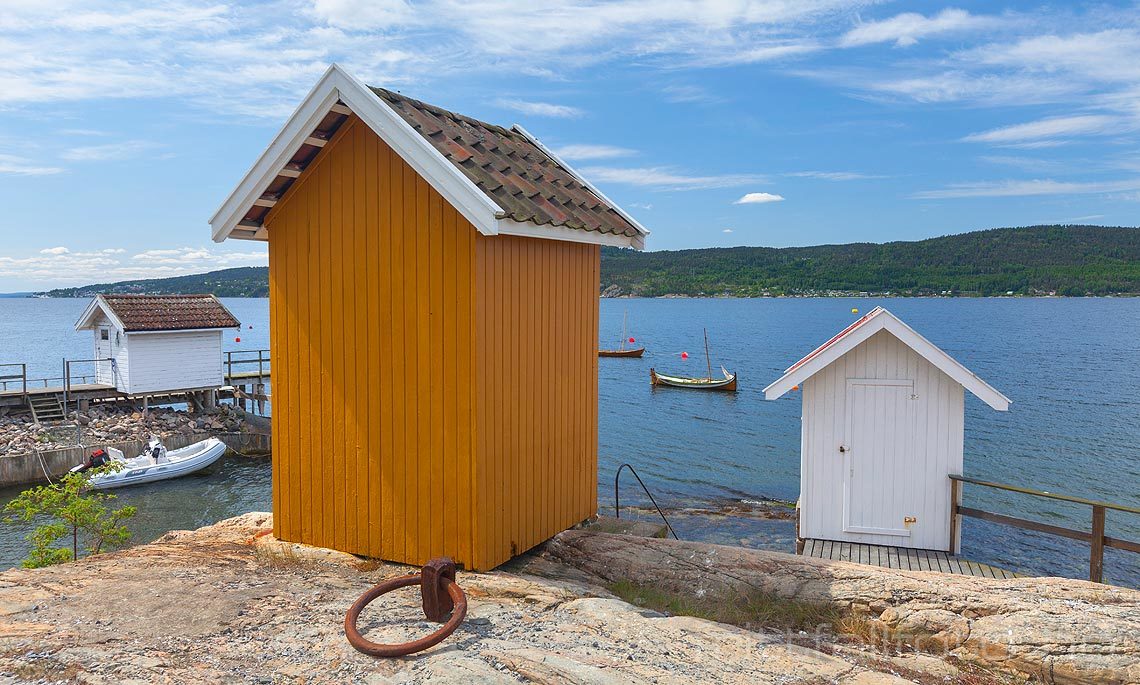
[266,115,599,570]
[471,235,600,568]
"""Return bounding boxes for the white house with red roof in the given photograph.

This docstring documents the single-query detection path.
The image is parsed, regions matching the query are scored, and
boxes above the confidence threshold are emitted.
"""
[764,307,1010,553]
[74,295,240,396]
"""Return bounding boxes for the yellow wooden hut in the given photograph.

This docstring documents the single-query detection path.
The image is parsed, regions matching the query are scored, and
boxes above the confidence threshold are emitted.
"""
[210,65,648,570]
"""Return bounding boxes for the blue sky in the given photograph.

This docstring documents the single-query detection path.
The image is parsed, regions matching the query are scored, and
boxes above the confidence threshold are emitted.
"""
[1,0,1139,291]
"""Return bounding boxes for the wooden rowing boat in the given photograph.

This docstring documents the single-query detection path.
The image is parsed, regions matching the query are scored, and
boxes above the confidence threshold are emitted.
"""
[648,329,737,391]
[599,310,645,358]
[650,367,737,390]
[599,347,645,358]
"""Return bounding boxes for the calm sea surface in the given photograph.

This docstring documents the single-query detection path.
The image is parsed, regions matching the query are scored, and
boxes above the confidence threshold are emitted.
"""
[0,297,1138,586]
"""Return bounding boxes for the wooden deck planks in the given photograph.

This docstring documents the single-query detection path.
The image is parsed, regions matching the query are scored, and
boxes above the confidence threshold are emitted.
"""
[799,538,1021,579]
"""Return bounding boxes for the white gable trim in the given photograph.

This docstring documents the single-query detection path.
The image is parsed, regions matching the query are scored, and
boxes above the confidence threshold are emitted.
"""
[763,307,1011,411]
[210,64,504,243]
[497,218,637,248]
[75,295,126,333]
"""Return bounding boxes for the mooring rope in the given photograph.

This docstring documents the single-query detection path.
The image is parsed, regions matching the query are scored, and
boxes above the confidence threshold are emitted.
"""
[35,450,53,484]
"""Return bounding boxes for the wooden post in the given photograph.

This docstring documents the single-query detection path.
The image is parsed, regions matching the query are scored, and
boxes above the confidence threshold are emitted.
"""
[949,477,962,554]
[1090,505,1106,583]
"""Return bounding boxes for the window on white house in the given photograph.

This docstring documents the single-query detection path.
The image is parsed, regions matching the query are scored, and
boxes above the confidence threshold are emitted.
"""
[100,329,109,341]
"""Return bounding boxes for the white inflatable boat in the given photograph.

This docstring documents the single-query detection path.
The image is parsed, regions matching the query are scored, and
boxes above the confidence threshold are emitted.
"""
[73,437,228,490]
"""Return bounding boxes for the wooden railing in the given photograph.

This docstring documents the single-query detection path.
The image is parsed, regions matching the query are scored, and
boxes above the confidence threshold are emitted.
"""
[225,349,270,381]
[0,364,99,394]
[63,358,112,407]
[0,363,26,395]
[950,474,1140,583]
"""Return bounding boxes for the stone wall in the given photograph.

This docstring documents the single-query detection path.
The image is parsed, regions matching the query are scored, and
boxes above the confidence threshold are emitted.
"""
[0,431,271,487]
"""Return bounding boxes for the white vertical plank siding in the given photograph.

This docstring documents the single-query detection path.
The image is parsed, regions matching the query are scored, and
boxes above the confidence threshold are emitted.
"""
[90,313,130,391]
[799,329,964,551]
[123,331,224,394]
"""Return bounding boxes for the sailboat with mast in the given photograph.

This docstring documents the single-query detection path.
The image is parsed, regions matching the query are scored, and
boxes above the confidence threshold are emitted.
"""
[599,311,645,358]
[649,328,737,390]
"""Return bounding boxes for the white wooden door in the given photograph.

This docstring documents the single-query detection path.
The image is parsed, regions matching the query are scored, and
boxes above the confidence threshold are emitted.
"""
[843,378,915,537]
[95,327,113,386]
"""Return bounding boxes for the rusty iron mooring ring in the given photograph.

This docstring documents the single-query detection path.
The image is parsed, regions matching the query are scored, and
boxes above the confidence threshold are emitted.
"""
[344,558,468,657]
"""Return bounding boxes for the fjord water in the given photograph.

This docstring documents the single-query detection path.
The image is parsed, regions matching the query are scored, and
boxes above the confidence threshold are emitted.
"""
[0,297,1137,586]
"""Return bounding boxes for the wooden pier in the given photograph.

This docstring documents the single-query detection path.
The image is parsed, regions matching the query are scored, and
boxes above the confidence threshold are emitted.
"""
[800,538,1020,579]
[0,349,272,420]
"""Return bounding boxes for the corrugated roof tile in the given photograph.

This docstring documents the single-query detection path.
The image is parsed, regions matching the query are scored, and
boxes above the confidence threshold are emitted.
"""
[370,87,641,240]
[101,295,240,332]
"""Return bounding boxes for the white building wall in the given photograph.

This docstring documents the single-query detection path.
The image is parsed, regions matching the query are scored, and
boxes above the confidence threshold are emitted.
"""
[90,312,130,391]
[800,329,964,551]
[123,330,224,394]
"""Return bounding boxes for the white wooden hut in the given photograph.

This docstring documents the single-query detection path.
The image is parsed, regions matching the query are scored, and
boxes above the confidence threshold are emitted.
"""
[763,307,1009,554]
[74,295,240,395]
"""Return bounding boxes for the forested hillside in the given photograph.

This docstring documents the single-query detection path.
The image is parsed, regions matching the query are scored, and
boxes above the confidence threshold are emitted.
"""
[35,225,1140,298]
[601,225,1140,297]
[39,266,269,298]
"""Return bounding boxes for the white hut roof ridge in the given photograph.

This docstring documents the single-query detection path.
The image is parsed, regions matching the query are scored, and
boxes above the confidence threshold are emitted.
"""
[75,294,241,333]
[763,306,1011,411]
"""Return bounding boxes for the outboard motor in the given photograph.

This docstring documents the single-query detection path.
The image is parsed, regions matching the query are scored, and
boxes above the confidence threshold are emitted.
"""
[71,448,111,474]
[148,437,168,464]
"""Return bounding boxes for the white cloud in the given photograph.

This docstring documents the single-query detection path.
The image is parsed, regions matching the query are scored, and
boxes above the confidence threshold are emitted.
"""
[912,178,1140,199]
[734,192,785,204]
[788,170,886,181]
[57,128,109,136]
[579,166,766,191]
[0,245,267,287]
[0,153,63,176]
[694,42,820,66]
[964,30,1140,85]
[495,99,583,118]
[722,228,734,233]
[310,0,411,29]
[963,115,1124,145]
[0,0,877,115]
[551,144,635,160]
[62,140,159,162]
[841,9,998,48]
[661,84,723,104]
[978,155,1065,173]
[855,71,1080,106]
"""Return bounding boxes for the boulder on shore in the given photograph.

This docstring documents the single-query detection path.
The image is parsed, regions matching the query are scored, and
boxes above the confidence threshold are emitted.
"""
[0,512,1045,685]
[537,530,1140,685]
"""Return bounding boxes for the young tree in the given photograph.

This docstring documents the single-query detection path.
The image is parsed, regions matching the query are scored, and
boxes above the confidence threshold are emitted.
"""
[3,465,137,568]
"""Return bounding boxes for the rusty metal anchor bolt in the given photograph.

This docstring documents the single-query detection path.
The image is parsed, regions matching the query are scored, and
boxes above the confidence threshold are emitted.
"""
[344,557,468,658]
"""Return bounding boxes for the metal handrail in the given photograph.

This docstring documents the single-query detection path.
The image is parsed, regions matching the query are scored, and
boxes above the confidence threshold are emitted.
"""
[225,349,271,380]
[614,463,679,540]
[63,358,112,407]
[0,363,27,395]
[950,473,1139,584]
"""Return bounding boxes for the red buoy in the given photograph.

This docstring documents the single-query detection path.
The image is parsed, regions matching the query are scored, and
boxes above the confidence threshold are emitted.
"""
[628,337,635,343]
[681,351,689,359]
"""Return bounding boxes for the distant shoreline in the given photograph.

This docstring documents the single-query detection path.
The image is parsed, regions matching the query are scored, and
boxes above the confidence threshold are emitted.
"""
[12,292,1138,299]
[13,224,1140,299]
